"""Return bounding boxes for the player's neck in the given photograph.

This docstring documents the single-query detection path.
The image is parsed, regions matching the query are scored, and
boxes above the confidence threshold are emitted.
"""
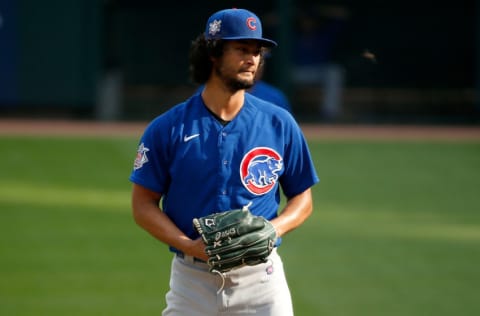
[201,83,245,122]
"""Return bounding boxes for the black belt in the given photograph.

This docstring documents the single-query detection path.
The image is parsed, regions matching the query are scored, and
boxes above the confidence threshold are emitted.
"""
[176,252,207,263]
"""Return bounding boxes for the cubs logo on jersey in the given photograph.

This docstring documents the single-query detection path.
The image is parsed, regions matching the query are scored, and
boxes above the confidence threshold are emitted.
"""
[240,147,283,195]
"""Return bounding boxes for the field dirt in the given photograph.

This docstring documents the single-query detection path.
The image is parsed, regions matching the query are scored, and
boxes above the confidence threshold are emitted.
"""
[0,119,480,141]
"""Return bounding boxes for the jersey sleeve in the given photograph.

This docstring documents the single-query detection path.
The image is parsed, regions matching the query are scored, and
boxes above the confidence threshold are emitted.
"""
[280,121,320,198]
[129,116,171,194]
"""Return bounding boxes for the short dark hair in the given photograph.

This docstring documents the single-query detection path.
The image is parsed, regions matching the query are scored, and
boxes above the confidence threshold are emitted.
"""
[188,34,266,85]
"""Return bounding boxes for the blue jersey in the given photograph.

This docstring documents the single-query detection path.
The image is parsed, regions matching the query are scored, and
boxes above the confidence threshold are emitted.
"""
[130,92,319,245]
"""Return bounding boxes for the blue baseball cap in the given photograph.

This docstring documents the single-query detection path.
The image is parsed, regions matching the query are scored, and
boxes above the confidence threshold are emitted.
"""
[205,8,277,47]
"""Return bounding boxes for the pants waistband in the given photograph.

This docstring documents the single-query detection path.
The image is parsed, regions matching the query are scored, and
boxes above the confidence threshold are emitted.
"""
[176,252,207,264]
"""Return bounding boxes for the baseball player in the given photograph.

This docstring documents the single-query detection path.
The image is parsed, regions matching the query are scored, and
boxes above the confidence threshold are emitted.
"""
[130,8,319,316]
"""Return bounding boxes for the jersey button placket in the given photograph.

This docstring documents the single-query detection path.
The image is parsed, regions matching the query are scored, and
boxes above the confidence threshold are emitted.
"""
[218,130,230,199]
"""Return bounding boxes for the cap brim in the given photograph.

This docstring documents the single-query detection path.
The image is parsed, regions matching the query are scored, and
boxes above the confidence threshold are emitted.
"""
[221,36,278,47]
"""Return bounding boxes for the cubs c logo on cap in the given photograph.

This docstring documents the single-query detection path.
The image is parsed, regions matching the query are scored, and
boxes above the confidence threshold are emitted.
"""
[246,17,257,30]
[240,147,283,195]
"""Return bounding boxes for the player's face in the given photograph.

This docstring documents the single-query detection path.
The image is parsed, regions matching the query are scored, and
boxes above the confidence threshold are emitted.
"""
[214,40,263,92]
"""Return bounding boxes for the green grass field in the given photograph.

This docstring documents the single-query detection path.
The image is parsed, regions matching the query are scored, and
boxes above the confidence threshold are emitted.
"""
[0,135,479,315]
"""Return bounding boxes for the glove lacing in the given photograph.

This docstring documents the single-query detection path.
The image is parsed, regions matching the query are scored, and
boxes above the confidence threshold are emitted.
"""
[211,269,226,294]
[242,201,253,211]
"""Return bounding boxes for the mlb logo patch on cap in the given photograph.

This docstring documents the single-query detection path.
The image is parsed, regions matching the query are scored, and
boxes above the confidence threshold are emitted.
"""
[205,8,277,47]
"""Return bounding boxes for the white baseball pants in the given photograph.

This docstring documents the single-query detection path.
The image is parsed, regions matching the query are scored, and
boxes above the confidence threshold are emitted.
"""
[162,248,294,315]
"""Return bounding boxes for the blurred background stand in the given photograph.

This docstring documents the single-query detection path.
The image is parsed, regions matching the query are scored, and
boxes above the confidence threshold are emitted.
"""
[0,0,478,125]
[292,63,345,121]
[291,5,349,122]
[95,68,124,121]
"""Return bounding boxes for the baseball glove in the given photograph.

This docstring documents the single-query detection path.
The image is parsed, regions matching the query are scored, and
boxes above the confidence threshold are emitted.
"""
[193,205,277,273]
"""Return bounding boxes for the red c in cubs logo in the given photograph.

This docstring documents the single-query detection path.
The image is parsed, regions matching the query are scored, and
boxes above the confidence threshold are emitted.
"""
[240,147,283,195]
[246,17,257,30]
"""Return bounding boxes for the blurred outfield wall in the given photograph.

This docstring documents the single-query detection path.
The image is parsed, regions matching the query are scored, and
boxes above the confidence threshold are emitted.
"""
[0,0,100,111]
[0,0,478,123]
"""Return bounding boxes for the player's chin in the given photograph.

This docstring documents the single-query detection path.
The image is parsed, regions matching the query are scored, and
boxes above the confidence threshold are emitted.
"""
[238,71,255,81]
[226,76,254,91]
[237,75,255,86]
[237,80,255,90]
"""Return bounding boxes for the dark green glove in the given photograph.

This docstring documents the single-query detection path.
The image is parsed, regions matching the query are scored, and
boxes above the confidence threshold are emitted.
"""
[193,206,277,272]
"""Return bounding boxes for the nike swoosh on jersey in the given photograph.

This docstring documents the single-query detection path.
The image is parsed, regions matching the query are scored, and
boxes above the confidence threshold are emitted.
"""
[183,134,200,142]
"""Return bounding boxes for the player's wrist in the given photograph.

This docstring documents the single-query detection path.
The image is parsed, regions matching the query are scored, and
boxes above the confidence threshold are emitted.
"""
[183,237,208,260]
